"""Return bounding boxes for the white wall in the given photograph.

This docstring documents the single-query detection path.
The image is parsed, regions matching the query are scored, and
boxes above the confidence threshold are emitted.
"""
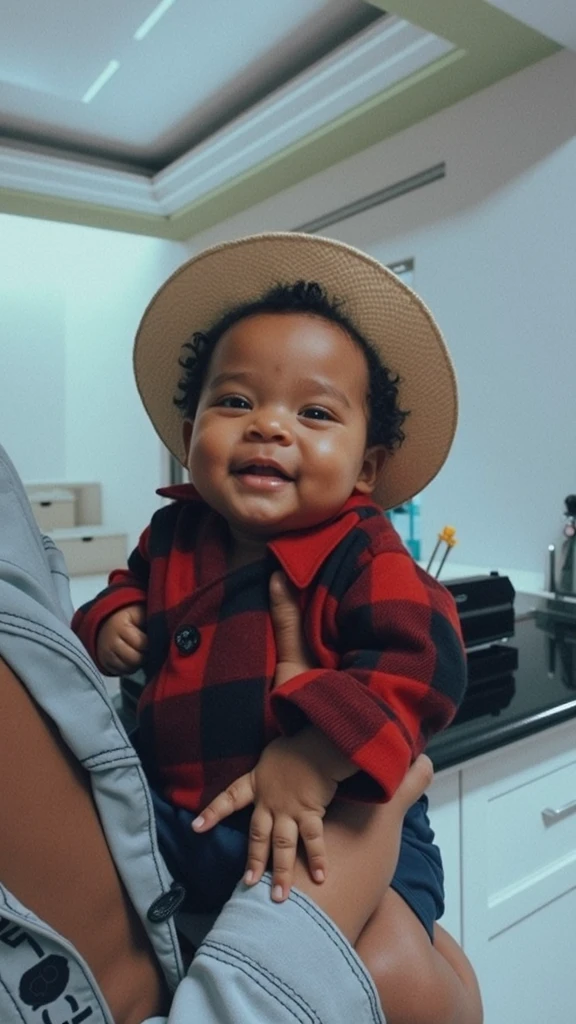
[2,49,575,577]
[182,48,576,581]
[0,215,186,545]
[0,227,67,480]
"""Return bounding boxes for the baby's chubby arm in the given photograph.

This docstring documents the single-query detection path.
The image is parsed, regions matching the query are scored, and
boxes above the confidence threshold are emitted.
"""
[96,603,148,676]
[72,522,151,671]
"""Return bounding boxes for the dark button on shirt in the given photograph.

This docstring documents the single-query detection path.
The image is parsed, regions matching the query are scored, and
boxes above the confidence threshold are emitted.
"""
[174,624,200,655]
[147,882,187,922]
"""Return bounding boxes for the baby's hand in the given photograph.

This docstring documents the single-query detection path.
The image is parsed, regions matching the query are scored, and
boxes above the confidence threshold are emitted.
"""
[193,726,355,901]
[96,604,147,675]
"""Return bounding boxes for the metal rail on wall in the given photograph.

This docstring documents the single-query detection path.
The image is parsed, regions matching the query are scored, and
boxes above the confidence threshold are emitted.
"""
[293,162,446,234]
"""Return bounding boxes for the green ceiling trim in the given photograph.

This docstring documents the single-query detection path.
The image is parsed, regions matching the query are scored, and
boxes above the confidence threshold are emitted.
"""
[0,0,560,240]
[369,0,555,59]
[0,186,175,238]
[171,0,559,241]
[168,47,468,240]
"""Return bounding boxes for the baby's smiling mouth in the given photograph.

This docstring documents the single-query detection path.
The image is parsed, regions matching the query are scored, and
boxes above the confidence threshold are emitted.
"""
[233,461,294,482]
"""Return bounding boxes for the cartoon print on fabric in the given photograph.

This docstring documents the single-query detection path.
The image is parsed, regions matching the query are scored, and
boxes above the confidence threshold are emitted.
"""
[0,917,94,1023]
[19,955,70,1010]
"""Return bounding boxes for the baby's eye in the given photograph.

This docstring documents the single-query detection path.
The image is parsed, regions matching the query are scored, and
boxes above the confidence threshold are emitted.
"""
[300,406,335,421]
[216,395,251,409]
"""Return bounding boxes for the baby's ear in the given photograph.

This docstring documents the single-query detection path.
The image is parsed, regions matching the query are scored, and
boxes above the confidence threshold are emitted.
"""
[355,446,387,495]
[182,419,194,460]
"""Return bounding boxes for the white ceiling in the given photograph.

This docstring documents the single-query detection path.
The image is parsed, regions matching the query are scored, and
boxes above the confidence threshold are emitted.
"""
[0,0,382,171]
[0,0,570,234]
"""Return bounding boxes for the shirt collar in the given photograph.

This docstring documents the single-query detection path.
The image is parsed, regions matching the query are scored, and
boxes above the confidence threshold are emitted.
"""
[156,484,382,589]
[157,483,204,503]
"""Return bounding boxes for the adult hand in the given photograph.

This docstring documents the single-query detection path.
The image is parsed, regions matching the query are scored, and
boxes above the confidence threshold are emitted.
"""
[268,571,312,688]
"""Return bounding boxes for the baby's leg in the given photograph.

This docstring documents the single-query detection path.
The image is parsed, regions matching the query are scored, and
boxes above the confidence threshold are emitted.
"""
[356,889,483,1024]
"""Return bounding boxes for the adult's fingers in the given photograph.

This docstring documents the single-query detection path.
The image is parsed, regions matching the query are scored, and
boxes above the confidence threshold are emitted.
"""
[393,755,434,814]
[192,772,255,832]
[269,572,308,669]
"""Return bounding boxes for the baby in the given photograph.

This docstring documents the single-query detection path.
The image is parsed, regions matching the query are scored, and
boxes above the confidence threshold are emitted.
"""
[73,233,475,1024]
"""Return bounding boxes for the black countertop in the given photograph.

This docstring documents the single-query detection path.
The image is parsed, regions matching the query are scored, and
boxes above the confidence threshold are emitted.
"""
[427,594,576,771]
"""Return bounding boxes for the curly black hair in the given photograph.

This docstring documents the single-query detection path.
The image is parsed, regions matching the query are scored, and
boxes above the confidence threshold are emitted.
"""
[174,280,409,451]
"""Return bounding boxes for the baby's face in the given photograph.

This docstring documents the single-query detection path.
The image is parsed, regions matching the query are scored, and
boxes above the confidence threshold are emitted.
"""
[183,312,384,542]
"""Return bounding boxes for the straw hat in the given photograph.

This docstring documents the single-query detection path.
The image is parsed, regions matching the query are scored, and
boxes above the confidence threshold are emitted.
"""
[134,232,457,511]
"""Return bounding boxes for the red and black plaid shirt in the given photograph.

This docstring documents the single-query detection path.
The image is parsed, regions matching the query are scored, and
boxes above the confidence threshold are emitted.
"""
[72,486,466,813]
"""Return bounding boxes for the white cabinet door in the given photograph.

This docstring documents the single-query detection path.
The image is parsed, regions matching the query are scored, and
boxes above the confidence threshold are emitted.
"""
[461,720,576,1024]
[469,885,576,1024]
[427,769,461,943]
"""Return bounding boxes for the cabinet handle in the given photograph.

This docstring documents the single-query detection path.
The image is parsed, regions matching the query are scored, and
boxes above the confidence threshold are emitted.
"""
[541,799,576,826]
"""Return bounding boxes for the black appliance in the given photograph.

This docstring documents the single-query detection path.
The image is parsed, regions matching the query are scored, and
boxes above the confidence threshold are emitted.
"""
[444,573,515,648]
[444,573,517,702]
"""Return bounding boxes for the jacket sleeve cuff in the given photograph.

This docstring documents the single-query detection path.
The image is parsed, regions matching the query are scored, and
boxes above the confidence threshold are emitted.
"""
[270,669,414,801]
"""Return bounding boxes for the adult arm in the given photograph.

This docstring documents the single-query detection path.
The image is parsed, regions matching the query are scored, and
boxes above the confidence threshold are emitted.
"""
[169,759,432,1024]
[0,650,430,1024]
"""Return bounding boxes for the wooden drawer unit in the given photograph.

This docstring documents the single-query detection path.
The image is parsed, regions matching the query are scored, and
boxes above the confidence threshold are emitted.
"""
[29,488,76,531]
[50,528,127,576]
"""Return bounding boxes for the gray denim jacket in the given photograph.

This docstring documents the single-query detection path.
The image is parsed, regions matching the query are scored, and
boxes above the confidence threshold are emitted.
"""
[0,445,184,1023]
[0,445,384,1024]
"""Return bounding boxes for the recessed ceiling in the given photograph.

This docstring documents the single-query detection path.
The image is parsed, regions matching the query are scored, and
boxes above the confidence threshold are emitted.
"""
[0,0,564,239]
[0,0,381,171]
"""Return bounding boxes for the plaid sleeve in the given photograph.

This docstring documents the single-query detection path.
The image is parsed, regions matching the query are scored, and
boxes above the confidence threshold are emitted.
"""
[270,547,466,801]
[71,525,150,667]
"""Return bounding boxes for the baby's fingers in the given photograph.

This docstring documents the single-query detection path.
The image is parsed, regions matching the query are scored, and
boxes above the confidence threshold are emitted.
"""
[192,772,255,832]
[270,815,300,902]
[103,638,144,674]
[299,812,327,885]
[120,624,148,652]
[243,806,274,889]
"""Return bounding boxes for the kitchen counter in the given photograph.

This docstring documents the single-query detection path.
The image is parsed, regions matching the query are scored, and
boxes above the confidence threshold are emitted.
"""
[428,593,576,770]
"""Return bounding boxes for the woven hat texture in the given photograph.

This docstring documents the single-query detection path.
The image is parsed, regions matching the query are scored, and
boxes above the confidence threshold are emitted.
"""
[134,232,457,510]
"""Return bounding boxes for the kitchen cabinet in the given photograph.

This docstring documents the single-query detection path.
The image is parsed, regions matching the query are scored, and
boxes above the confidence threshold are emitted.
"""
[428,718,576,1024]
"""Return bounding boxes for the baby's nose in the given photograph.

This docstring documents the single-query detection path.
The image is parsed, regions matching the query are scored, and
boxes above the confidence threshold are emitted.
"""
[245,410,292,443]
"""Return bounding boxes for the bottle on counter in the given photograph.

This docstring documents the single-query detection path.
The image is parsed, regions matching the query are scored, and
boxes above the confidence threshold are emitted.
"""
[387,497,421,561]
[558,495,576,596]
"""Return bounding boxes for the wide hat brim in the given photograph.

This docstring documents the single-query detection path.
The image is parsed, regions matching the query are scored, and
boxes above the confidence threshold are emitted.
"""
[134,232,457,511]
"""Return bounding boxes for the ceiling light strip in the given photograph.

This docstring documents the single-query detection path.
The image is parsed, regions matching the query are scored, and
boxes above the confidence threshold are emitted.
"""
[82,60,121,104]
[134,0,177,41]
[294,163,446,233]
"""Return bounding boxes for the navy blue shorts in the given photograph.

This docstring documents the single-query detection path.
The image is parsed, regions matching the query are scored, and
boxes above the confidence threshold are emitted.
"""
[152,790,444,941]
